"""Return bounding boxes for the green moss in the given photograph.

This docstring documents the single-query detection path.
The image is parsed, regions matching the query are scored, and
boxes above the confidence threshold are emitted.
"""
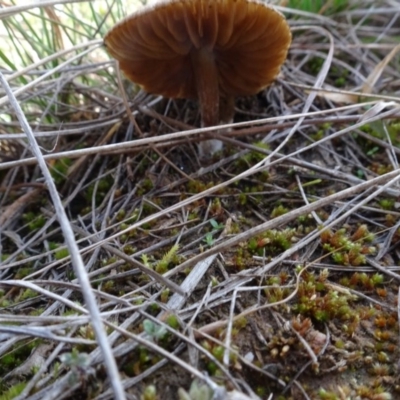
[0,339,40,376]
[270,205,289,218]
[50,158,72,185]
[55,248,69,260]
[141,385,157,400]
[211,345,224,362]
[30,307,45,316]
[102,280,115,293]
[187,179,215,194]
[234,142,271,172]
[165,314,179,330]
[318,388,339,400]
[160,289,170,303]
[379,198,395,211]
[320,226,376,266]
[137,178,154,196]
[19,288,37,301]
[14,267,33,279]
[85,176,113,205]
[22,212,46,232]
[0,382,27,400]
[248,229,296,256]
[292,270,356,324]
[154,244,179,274]
[238,192,247,206]
[115,209,126,221]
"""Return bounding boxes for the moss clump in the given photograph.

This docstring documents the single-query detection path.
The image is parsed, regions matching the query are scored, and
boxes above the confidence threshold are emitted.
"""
[85,176,113,205]
[340,272,385,292]
[292,270,356,324]
[378,198,395,211]
[14,267,34,279]
[320,225,375,266]
[270,205,289,218]
[22,212,46,232]
[248,228,297,256]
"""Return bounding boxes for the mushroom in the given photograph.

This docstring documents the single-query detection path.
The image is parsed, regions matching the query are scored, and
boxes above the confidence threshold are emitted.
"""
[104,0,291,158]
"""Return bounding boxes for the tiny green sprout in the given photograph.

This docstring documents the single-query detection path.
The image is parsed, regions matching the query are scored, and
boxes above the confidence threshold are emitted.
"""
[355,169,365,179]
[210,276,219,287]
[60,349,90,369]
[141,384,157,400]
[204,219,224,246]
[155,244,179,273]
[366,146,380,156]
[60,349,94,384]
[141,254,151,268]
[178,380,214,400]
[203,232,214,247]
[142,319,167,342]
[209,219,224,231]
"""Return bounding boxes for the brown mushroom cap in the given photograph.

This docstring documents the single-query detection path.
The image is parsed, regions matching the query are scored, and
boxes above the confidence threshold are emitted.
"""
[104,0,291,99]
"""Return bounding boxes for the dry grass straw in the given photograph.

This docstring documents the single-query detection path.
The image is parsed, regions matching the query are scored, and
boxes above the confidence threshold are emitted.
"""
[1,0,400,399]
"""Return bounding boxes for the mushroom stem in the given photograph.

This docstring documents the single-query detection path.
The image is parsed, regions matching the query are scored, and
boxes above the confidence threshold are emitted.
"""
[220,95,234,125]
[190,48,220,128]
